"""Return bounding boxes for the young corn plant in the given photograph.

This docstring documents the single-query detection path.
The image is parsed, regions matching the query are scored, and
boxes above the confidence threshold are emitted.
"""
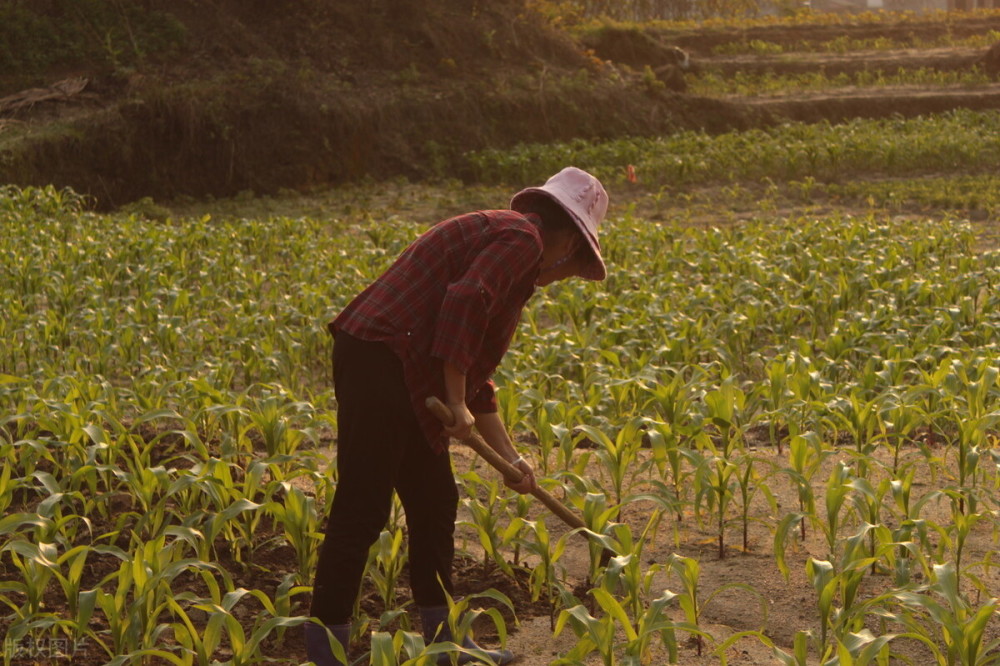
[700,378,749,558]
[642,417,699,527]
[820,461,857,561]
[458,471,515,575]
[367,527,408,615]
[265,481,322,585]
[762,355,797,455]
[513,517,572,628]
[640,369,705,500]
[554,585,699,666]
[878,387,928,475]
[90,537,205,660]
[733,450,778,554]
[761,625,909,666]
[580,492,627,579]
[828,390,883,477]
[891,561,1000,666]
[49,544,96,631]
[369,628,431,665]
[593,517,663,622]
[201,496,263,565]
[189,587,310,666]
[502,494,532,568]
[557,473,624,577]
[845,475,889,569]
[939,359,1000,515]
[1,537,58,618]
[942,490,986,589]
[244,387,315,457]
[781,431,829,544]
[525,392,585,477]
[693,451,738,560]
[804,522,925,664]
[658,552,768,659]
[774,454,861,583]
[575,417,649,514]
[417,591,515,666]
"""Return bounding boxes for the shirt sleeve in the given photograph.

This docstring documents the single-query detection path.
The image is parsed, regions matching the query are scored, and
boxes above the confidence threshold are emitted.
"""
[430,226,541,373]
[468,379,498,413]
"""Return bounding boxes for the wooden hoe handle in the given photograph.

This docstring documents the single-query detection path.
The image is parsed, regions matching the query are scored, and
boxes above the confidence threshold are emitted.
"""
[425,396,587,532]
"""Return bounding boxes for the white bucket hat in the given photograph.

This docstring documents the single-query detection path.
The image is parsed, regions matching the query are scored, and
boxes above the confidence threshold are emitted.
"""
[509,166,608,281]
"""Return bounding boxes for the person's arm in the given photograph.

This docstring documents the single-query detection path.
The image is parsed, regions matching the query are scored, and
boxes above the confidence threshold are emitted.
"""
[432,224,539,441]
[430,224,542,382]
[443,361,475,439]
[473,411,536,494]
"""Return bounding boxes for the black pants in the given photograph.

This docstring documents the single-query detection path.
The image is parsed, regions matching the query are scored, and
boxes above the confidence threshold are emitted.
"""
[310,332,458,624]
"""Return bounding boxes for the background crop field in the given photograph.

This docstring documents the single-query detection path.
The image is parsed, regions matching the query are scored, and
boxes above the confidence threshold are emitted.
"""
[3,135,1000,666]
[2,3,1000,666]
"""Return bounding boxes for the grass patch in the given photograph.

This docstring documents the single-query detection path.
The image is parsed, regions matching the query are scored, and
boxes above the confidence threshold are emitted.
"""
[0,1,186,87]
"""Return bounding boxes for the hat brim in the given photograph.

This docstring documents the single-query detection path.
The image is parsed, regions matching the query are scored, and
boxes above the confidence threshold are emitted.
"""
[510,189,607,281]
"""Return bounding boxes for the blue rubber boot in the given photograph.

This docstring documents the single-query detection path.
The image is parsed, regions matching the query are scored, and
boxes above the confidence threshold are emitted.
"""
[419,605,515,665]
[304,622,351,666]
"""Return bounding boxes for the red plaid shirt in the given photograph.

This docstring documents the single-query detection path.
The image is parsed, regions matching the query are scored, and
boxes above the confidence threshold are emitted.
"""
[331,210,541,452]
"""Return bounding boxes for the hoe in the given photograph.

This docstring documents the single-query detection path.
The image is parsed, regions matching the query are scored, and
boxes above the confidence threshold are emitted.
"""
[426,396,615,566]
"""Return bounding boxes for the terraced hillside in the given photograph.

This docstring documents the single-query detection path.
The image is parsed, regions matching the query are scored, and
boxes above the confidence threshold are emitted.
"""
[0,4,998,206]
[582,12,1000,122]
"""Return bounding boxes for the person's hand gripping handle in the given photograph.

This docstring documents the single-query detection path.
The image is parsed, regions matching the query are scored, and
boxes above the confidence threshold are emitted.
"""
[426,396,586,530]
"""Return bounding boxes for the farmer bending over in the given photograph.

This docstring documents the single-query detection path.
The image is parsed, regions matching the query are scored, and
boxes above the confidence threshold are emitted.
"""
[306,167,609,666]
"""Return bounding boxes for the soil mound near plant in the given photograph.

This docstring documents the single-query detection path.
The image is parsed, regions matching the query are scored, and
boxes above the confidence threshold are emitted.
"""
[0,2,997,207]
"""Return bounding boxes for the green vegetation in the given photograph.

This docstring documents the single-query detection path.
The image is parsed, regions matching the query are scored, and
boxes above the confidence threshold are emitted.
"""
[569,7,1000,31]
[4,113,1000,661]
[709,28,1000,56]
[690,68,994,97]
[827,173,1000,219]
[0,0,186,84]
[466,109,1000,188]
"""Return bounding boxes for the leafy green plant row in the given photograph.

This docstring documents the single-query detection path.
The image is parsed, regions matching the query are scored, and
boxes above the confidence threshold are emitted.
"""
[632,173,1000,225]
[707,28,1000,56]
[569,8,1000,34]
[0,186,410,396]
[823,173,1000,217]
[689,67,994,97]
[517,208,999,403]
[465,109,1000,188]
